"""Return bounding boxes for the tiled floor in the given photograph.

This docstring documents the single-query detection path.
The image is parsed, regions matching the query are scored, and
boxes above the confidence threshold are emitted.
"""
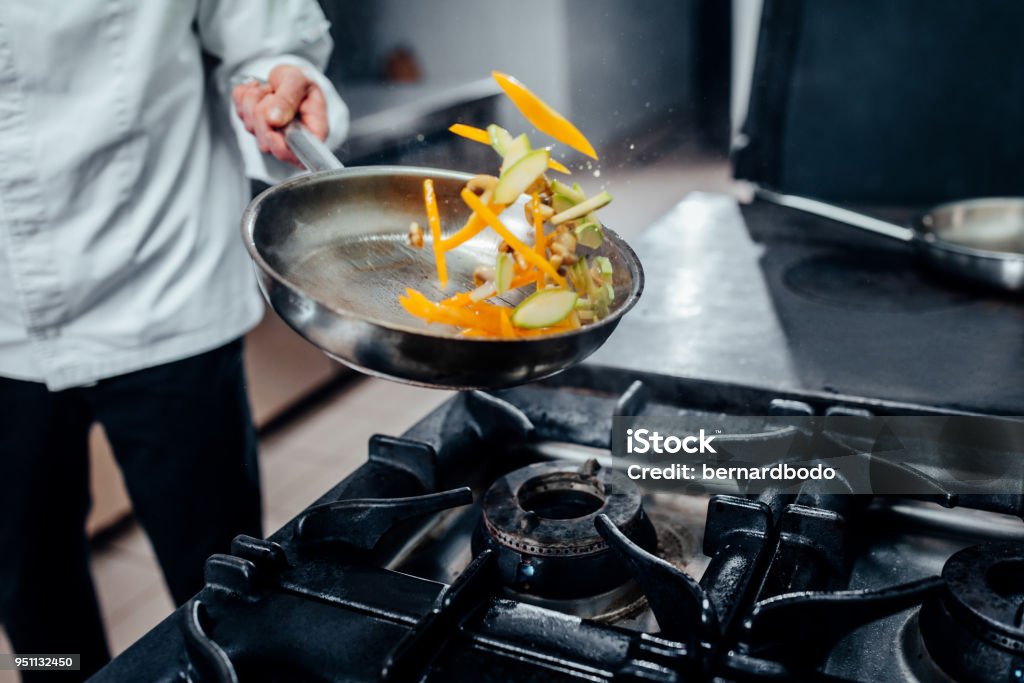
[0,136,733,682]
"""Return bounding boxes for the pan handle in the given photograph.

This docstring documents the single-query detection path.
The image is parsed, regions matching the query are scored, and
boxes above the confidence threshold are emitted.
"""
[230,75,344,173]
[755,188,914,243]
[284,120,344,172]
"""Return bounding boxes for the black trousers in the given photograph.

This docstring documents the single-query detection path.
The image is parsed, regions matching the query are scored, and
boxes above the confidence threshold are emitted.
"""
[0,339,261,681]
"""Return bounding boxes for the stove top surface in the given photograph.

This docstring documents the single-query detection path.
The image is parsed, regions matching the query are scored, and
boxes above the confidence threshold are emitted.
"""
[590,192,1024,414]
[93,366,1024,683]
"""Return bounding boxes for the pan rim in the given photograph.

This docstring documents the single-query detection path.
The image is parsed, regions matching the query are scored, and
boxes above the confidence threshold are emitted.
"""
[913,196,1024,262]
[240,165,645,344]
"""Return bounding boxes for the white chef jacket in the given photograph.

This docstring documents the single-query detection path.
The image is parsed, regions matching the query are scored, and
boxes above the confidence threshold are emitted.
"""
[0,1,349,390]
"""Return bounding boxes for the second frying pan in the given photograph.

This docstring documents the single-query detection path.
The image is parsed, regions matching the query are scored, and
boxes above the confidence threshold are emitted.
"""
[756,189,1024,292]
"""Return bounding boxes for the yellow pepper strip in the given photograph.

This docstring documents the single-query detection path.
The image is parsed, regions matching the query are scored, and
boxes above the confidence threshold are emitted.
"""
[499,308,516,339]
[402,289,503,335]
[400,289,440,319]
[547,158,572,175]
[408,289,504,330]
[448,123,490,144]
[461,188,566,287]
[449,307,502,335]
[531,193,545,257]
[440,291,474,307]
[509,273,536,289]
[466,300,509,318]
[399,294,434,322]
[442,214,486,251]
[448,123,571,174]
[441,202,507,251]
[422,180,447,289]
[492,71,598,160]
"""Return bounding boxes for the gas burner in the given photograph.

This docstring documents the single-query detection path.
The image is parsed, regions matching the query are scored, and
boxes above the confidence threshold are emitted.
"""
[920,542,1024,683]
[90,368,1024,683]
[472,459,658,603]
[895,612,958,683]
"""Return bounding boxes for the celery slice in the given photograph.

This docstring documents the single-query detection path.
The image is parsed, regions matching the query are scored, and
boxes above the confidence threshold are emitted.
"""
[551,191,613,225]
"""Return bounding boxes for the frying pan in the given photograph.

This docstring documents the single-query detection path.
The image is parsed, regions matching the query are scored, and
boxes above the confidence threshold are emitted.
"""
[756,188,1024,291]
[240,123,644,390]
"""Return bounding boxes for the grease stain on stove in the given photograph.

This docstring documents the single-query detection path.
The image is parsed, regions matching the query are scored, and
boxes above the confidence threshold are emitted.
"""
[782,252,978,313]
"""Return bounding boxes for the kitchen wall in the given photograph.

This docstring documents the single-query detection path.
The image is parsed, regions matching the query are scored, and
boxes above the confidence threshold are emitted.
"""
[564,1,698,149]
[369,0,571,113]
[320,0,699,150]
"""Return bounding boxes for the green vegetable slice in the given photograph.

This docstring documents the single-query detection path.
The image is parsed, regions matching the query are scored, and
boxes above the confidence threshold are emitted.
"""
[574,215,605,249]
[551,179,585,204]
[551,190,613,225]
[552,194,576,214]
[511,289,577,329]
[567,256,590,294]
[500,133,532,173]
[494,149,550,204]
[495,252,515,295]
[487,124,513,155]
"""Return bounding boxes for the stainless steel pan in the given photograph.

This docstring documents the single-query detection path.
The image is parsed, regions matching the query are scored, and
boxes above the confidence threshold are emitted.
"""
[240,124,644,389]
[756,189,1024,291]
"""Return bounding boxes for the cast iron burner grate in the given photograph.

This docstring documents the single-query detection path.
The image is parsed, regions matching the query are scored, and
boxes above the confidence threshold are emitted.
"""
[473,459,658,601]
[90,366,1024,683]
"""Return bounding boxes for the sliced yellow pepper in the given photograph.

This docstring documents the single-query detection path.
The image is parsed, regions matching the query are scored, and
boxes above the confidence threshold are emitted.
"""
[492,71,598,160]
[422,180,447,289]
[401,288,503,335]
[531,192,545,259]
[547,157,572,175]
[499,308,516,339]
[461,188,566,287]
[448,123,490,144]
[441,202,507,252]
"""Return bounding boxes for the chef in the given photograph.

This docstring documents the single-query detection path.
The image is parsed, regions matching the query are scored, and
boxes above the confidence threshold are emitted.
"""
[0,2,348,679]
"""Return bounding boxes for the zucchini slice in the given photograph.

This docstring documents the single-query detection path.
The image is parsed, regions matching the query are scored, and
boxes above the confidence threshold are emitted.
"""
[550,179,585,204]
[487,124,513,156]
[551,190,613,225]
[500,133,532,173]
[495,252,515,295]
[511,289,577,329]
[574,215,605,249]
[494,149,550,204]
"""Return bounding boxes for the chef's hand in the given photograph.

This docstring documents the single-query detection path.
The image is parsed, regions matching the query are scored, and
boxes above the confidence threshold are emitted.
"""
[232,65,328,167]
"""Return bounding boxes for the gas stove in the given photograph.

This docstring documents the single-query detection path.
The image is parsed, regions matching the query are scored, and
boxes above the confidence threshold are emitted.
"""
[92,364,1024,683]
